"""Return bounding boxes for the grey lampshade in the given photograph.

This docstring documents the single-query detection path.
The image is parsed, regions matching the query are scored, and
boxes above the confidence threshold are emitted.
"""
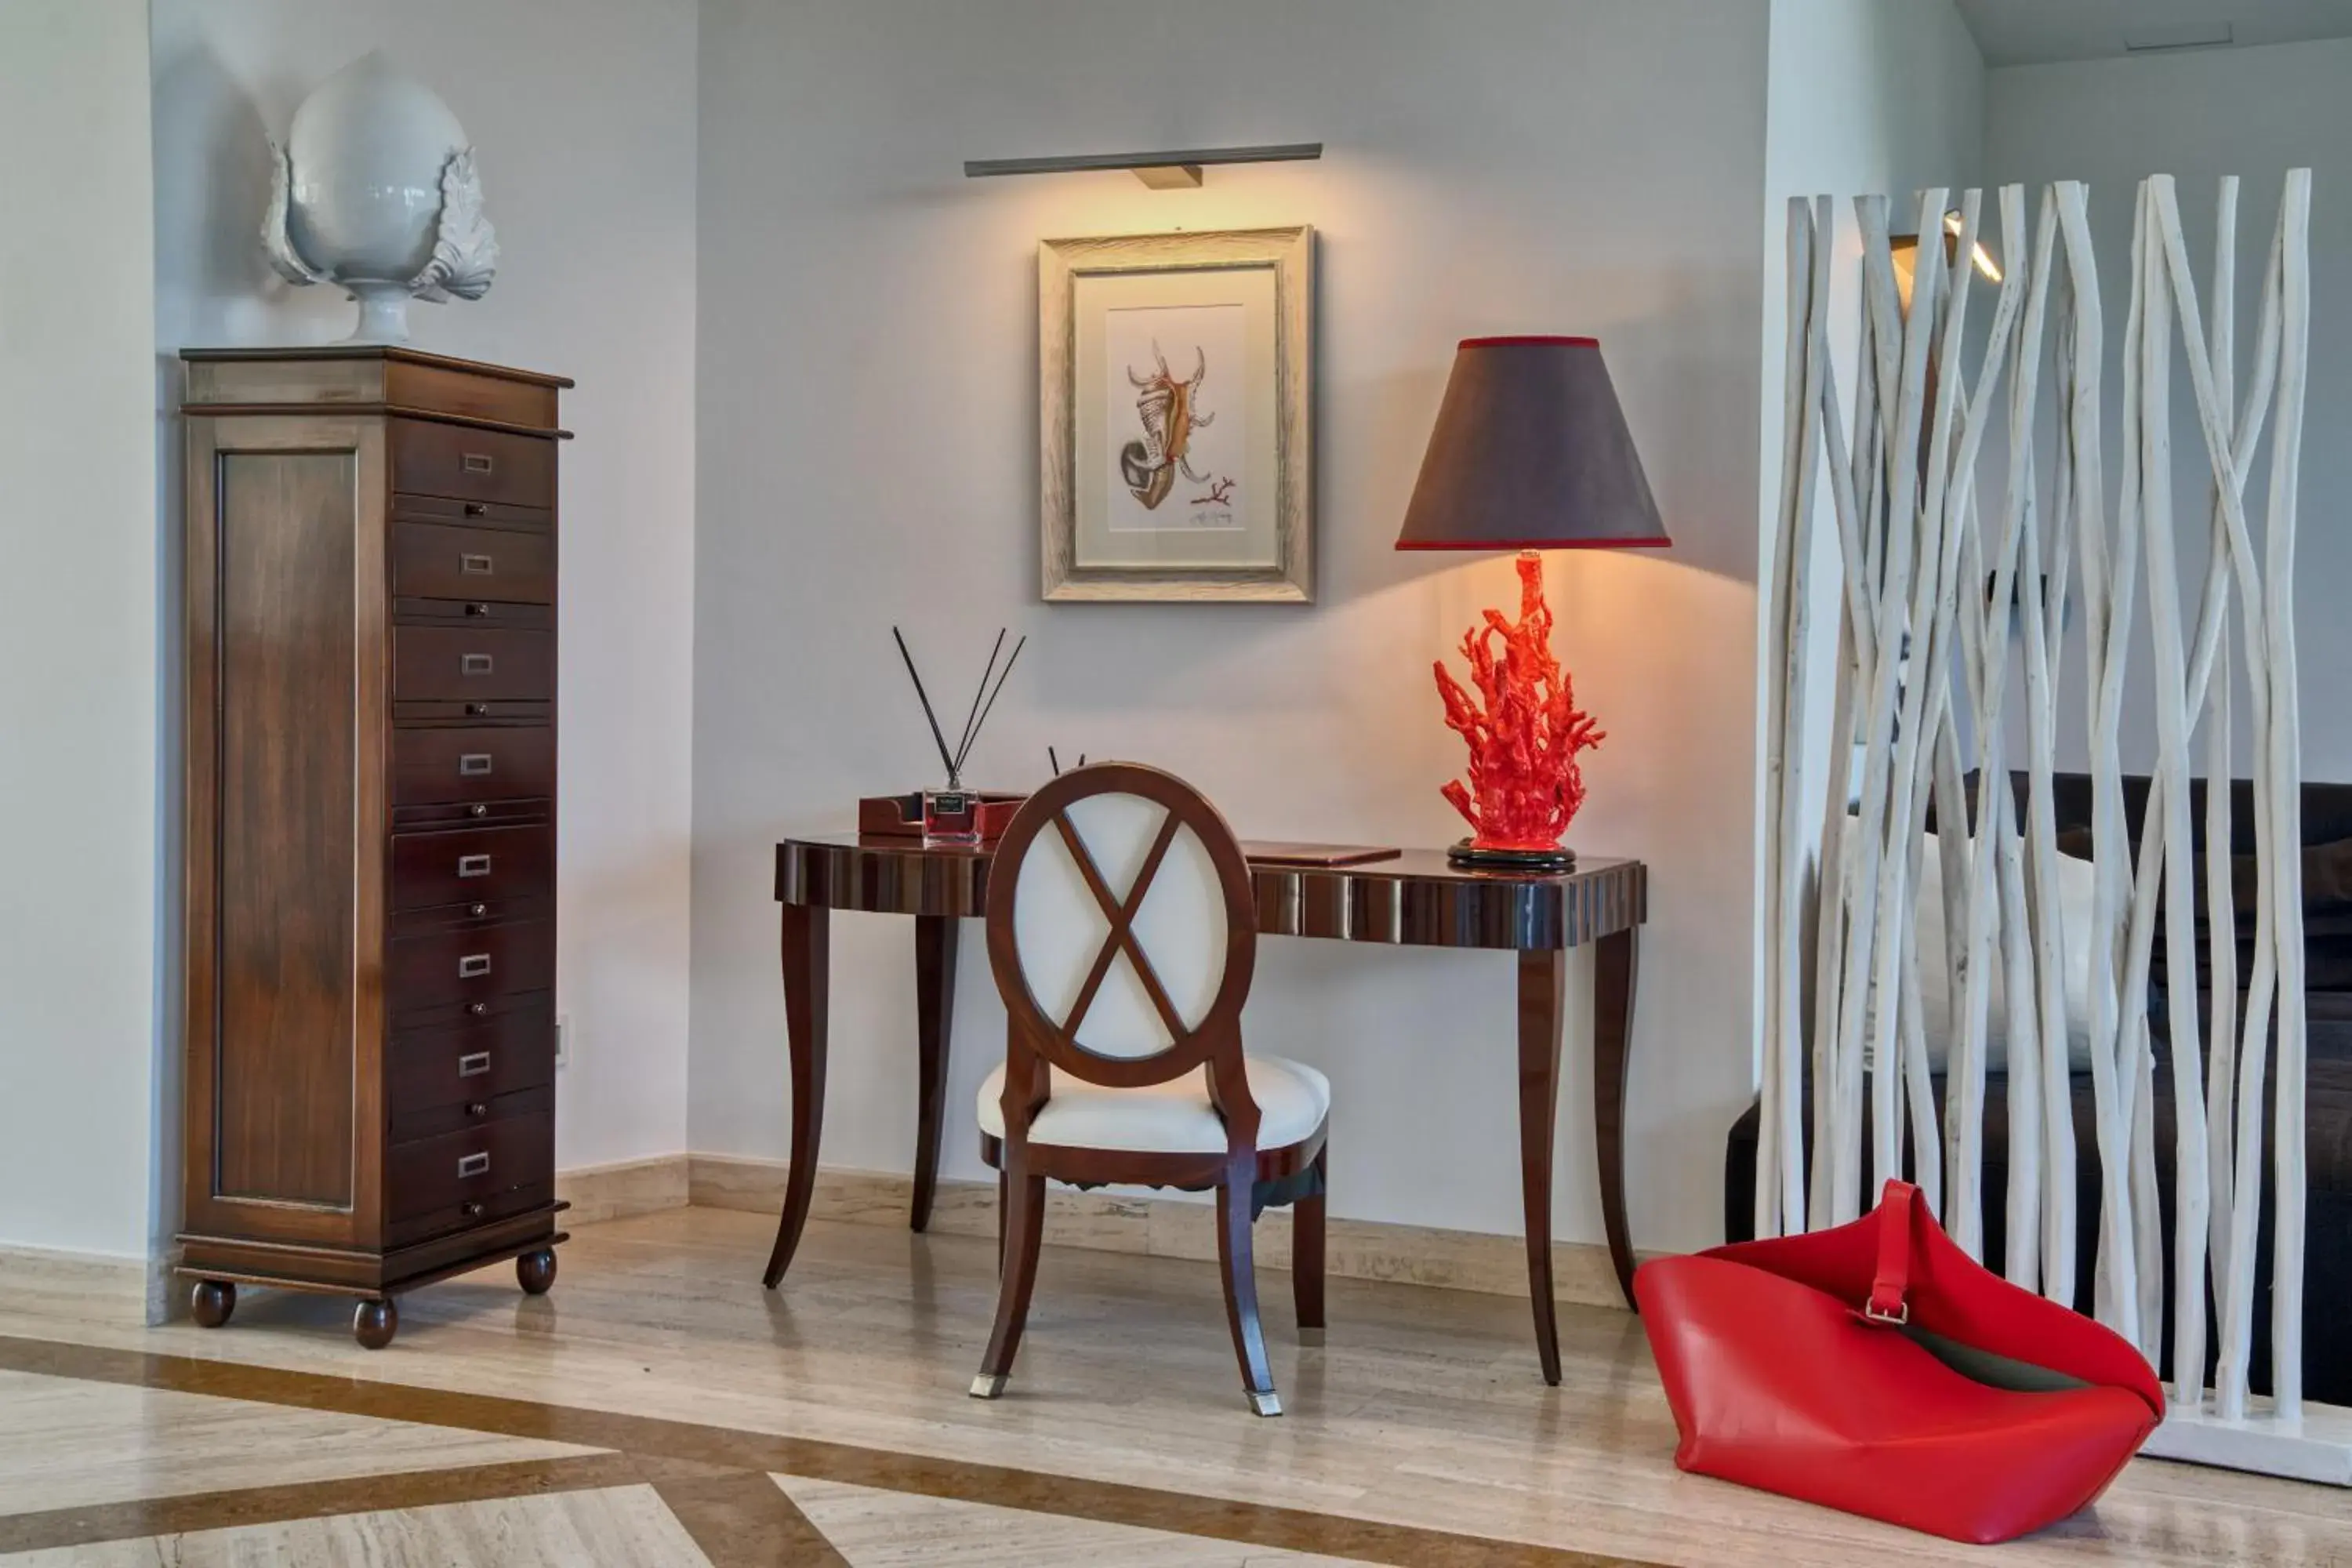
[1396,336,1670,551]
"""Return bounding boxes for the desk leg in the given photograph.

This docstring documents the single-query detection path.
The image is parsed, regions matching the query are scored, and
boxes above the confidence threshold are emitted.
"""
[1518,949,1567,1385]
[1594,927,1640,1312]
[762,903,830,1289]
[910,914,959,1233]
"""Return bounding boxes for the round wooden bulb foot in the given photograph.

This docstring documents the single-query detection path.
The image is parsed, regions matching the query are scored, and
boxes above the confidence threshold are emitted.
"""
[517,1247,557,1296]
[353,1298,398,1349]
[191,1279,235,1329]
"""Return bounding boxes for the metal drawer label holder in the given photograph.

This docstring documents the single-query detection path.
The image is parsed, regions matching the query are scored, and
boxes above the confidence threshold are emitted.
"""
[458,1152,491,1178]
[458,1051,492,1077]
[457,953,492,978]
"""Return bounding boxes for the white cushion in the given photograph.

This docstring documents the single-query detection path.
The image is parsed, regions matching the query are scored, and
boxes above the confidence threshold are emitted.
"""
[978,1056,1330,1155]
[1840,828,2096,1072]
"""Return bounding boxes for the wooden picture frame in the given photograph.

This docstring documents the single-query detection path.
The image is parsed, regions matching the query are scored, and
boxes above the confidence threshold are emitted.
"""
[1039,226,1313,602]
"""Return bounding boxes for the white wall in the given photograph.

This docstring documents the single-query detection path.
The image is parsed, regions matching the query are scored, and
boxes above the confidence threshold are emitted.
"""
[690,0,1769,1253]
[149,0,701,1174]
[0,0,161,1261]
[1754,0,1982,1065]
[1985,39,2352,782]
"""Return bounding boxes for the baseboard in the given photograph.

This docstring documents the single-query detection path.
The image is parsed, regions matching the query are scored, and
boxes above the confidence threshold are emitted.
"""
[556,1154,691,1224]
[685,1154,1644,1310]
[0,1242,179,1328]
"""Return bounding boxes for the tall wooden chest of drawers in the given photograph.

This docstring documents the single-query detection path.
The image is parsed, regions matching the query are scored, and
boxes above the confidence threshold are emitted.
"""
[178,347,570,1348]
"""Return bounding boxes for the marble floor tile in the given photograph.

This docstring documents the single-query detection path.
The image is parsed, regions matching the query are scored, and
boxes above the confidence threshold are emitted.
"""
[778,1473,1374,1566]
[0,1483,709,1568]
[0,1370,596,1515]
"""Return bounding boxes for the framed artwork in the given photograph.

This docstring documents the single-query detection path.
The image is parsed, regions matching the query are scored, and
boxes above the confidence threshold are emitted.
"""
[1039,226,1313,602]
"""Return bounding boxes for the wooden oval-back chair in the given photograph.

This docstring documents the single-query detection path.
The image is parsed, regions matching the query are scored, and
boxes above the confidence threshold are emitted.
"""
[972,762,1328,1417]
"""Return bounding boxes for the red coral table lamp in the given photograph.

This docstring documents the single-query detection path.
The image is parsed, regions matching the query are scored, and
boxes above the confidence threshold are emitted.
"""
[1396,336,1668,870]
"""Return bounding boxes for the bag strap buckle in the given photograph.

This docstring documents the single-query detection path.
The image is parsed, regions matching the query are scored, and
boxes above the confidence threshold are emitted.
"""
[1860,1178,1918,1329]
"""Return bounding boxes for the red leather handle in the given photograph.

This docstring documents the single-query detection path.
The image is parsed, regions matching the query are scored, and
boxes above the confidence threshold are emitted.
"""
[1865,1179,1916,1324]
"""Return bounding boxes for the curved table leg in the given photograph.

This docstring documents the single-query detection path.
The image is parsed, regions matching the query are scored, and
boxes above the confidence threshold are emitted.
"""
[763,902,830,1289]
[1594,927,1640,1312]
[910,915,959,1232]
[1518,949,1567,1385]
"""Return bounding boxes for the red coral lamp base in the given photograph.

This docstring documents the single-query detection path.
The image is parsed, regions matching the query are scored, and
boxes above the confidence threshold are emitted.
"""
[1432,550,1604,874]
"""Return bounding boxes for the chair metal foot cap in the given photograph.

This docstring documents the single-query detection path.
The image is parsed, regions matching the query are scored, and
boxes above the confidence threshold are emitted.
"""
[1246,1389,1283,1417]
[1297,1326,1326,1345]
[970,1373,1008,1399]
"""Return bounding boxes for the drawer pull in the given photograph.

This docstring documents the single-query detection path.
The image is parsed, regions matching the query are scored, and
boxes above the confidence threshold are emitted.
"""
[461,1200,484,1218]
[458,1152,491,1178]
[469,902,487,917]
[460,653,494,676]
[465,702,488,717]
[463,503,488,517]
[460,553,494,574]
[457,953,492,979]
[470,804,489,817]
[466,1101,489,1117]
[458,854,492,878]
[459,753,495,777]
[462,452,496,474]
[458,1051,492,1077]
[467,1002,488,1017]
[464,601,490,617]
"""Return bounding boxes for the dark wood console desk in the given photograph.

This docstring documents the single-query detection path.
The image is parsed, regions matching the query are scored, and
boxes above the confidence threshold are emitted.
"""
[767,834,1646,1383]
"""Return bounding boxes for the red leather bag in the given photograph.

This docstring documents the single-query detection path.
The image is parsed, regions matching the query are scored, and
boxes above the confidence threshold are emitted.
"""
[1635,1180,2164,1544]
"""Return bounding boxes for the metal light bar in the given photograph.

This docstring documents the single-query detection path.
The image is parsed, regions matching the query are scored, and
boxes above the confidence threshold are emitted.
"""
[964,142,1323,188]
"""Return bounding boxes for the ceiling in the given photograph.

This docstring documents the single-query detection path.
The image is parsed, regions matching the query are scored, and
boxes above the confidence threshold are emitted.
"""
[1955,0,2352,65]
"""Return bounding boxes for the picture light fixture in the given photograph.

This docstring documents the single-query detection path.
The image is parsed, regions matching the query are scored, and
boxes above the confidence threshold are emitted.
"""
[963,141,1323,190]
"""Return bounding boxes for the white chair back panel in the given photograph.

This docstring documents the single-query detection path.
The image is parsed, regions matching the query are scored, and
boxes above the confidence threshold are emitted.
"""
[1127,821,1225,1027]
[1012,792,1224,1061]
[1011,826,1112,1035]
[1064,792,1163,893]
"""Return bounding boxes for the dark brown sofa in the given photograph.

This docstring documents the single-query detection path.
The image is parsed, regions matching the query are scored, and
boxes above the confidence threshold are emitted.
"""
[1726,773,2352,1405]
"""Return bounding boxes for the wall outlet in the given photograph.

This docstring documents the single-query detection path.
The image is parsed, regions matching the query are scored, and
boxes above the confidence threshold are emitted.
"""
[555,1014,572,1068]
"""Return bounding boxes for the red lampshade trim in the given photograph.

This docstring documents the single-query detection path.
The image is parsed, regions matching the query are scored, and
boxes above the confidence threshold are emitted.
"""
[1395,535,1671,551]
[1458,335,1600,349]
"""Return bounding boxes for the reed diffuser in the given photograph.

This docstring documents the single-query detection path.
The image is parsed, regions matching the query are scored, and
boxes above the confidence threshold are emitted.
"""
[892,626,1025,844]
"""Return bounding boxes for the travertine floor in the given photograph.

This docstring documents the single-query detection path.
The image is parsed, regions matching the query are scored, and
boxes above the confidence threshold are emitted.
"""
[0,1205,2343,1566]
[0,1484,708,1568]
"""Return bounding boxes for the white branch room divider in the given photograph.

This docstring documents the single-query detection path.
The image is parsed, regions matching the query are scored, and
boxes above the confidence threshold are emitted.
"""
[1762,175,2348,1483]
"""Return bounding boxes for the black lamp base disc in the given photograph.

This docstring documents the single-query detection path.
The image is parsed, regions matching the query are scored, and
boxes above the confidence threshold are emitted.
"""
[1446,839,1576,873]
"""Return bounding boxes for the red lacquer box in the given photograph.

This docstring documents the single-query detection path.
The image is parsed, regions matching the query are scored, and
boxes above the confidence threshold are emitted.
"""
[858,790,1028,844]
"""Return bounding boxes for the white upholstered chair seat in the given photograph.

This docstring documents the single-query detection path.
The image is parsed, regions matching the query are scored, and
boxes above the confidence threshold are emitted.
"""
[978,1056,1330,1155]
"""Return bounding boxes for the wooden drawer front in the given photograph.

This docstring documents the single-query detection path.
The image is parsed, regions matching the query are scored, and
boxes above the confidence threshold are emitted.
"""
[390,919,554,1020]
[386,1179,554,1252]
[390,418,555,509]
[390,1081,553,1147]
[394,493,550,532]
[392,725,554,808]
[385,359,561,435]
[395,626,554,703]
[389,997,556,1128]
[387,1110,553,1225]
[394,521,554,604]
[391,823,553,912]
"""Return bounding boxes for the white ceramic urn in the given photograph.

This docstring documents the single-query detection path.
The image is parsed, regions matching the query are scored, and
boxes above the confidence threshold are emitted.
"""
[263,51,499,343]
